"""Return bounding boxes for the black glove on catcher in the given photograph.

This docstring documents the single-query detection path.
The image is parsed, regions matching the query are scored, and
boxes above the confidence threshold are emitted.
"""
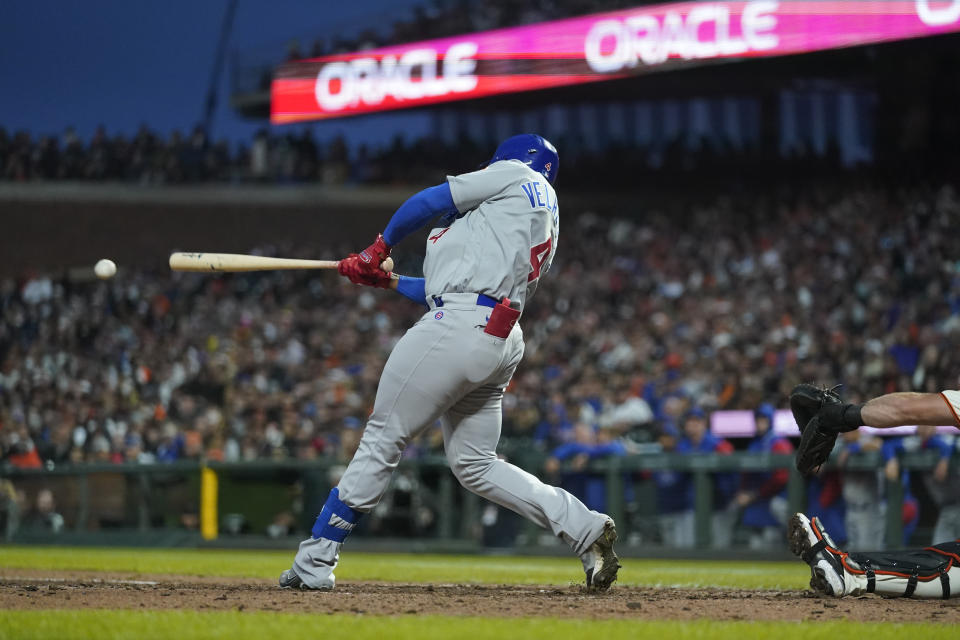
[790,383,864,475]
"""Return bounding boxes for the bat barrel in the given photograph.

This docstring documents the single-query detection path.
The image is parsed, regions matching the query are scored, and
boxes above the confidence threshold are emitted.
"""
[169,253,339,272]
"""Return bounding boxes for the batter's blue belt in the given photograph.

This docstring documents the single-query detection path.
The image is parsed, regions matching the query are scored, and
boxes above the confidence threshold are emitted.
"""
[428,293,498,310]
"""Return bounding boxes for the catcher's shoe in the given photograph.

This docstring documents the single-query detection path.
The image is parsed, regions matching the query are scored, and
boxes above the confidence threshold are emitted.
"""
[581,518,621,591]
[788,513,848,597]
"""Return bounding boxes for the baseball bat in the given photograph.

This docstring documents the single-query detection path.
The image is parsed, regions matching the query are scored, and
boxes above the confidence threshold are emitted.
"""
[169,252,393,273]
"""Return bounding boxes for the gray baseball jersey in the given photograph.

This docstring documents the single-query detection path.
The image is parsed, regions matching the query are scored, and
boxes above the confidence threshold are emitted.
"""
[423,159,559,309]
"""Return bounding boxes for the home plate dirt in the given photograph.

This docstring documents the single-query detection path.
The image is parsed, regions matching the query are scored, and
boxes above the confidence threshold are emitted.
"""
[0,570,957,622]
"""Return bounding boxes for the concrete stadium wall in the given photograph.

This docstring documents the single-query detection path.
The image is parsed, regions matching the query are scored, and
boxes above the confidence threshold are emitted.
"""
[0,184,413,276]
[0,182,638,276]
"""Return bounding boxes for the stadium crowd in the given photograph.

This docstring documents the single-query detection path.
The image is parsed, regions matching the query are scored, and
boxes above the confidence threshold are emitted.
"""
[2,180,960,544]
[1,121,877,191]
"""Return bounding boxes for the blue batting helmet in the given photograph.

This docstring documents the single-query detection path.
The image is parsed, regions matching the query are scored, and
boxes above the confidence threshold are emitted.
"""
[490,134,559,185]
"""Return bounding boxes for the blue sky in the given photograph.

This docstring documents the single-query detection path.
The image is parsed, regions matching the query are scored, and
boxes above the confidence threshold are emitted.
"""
[0,0,431,147]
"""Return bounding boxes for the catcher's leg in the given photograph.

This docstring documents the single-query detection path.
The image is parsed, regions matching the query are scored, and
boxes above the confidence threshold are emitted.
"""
[790,513,959,599]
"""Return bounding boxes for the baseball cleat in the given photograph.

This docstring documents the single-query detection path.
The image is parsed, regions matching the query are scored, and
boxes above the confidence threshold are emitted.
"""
[278,568,305,589]
[582,518,621,591]
[788,513,846,597]
[278,567,334,591]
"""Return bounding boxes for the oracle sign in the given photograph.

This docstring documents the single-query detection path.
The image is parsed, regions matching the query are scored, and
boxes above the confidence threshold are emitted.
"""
[272,1,960,123]
[584,1,780,72]
[314,42,478,111]
[916,0,960,25]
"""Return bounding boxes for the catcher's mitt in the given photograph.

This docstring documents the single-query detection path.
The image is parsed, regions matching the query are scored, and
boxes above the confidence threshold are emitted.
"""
[790,383,845,475]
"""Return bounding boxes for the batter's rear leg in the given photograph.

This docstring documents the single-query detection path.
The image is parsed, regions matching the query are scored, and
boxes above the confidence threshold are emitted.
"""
[443,385,621,590]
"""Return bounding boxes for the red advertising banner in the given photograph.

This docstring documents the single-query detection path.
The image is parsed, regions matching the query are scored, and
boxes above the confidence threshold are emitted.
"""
[271,1,960,123]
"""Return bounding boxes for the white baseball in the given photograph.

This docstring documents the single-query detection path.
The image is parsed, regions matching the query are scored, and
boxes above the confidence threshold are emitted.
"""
[94,258,117,279]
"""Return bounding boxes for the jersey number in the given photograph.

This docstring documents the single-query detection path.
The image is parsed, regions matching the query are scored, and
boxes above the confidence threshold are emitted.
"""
[528,238,552,282]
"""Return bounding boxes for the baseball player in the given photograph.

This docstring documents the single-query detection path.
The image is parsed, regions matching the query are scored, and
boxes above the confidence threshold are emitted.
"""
[278,134,620,591]
[789,386,959,475]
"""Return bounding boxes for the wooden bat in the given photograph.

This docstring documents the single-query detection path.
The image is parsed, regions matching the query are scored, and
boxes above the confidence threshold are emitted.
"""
[169,252,393,273]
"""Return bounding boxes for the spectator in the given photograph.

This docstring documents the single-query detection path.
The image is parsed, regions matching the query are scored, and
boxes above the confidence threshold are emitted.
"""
[837,429,885,550]
[924,434,960,542]
[532,395,575,449]
[543,422,626,513]
[0,479,20,541]
[675,408,737,548]
[652,409,735,548]
[806,470,848,546]
[22,488,64,535]
[735,403,794,549]
[5,431,42,469]
[598,383,654,438]
[882,431,940,545]
[653,421,693,547]
[884,426,957,544]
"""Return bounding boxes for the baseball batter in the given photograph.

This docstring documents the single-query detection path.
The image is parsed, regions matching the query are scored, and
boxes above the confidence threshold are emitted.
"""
[279,134,620,591]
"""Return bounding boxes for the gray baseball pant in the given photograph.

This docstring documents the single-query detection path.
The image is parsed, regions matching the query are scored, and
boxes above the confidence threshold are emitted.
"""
[337,295,607,556]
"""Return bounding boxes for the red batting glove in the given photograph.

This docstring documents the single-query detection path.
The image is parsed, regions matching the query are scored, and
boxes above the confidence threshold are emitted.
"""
[338,254,393,289]
[357,234,391,275]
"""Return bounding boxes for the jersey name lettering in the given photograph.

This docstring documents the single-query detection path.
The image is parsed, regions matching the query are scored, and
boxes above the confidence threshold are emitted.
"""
[520,181,554,212]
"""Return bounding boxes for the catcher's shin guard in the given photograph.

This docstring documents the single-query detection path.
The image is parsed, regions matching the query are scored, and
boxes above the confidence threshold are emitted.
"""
[844,543,959,599]
[791,513,959,599]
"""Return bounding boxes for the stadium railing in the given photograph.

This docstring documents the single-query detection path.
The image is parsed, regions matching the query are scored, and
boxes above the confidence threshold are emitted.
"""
[0,451,943,551]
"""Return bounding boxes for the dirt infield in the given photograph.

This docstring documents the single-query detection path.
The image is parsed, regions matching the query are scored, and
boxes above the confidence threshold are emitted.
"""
[0,570,957,622]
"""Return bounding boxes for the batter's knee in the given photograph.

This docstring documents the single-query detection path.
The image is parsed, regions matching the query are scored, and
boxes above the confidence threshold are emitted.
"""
[450,455,496,493]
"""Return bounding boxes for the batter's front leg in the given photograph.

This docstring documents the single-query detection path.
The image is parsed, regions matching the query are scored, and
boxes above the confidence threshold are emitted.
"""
[287,320,466,589]
[443,385,608,557]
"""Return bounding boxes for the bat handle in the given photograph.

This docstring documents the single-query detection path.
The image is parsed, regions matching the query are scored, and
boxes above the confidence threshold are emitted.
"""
[331,257,392,273]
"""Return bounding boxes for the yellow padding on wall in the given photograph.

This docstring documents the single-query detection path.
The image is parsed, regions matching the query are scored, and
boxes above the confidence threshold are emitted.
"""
[200,466,218,540]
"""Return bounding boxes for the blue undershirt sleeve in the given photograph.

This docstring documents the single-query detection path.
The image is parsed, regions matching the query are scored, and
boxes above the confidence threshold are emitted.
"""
[396,276,427,307]
[382,183,457,246]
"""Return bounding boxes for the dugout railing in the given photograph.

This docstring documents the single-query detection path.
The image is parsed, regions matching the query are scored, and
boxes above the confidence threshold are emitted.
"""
[0,451,946,551]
